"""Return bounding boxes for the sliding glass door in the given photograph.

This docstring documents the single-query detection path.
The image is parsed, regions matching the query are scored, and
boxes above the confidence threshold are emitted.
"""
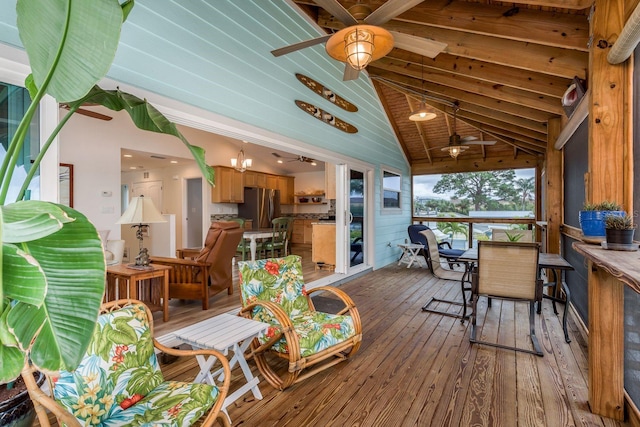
[349,169,365,267]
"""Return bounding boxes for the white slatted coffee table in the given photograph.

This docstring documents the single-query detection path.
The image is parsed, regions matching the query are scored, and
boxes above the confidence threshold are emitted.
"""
[172,314,269,420]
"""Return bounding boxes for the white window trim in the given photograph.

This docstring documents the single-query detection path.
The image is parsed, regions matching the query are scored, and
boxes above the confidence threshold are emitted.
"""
[381,166,402,213]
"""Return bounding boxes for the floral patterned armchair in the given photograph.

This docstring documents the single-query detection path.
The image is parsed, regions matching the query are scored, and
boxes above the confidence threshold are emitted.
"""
[25,300,231,427]
[238,255,362,390]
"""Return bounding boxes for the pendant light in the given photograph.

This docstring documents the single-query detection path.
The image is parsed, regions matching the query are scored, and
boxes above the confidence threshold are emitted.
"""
[409,56,436,121]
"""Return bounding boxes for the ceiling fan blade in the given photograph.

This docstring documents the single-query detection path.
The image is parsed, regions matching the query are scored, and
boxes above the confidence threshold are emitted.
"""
[60,104,112,121]
[314,0,358,26]
[460,135,478,142]
[365,0,426,26]
[466,140,497,146]
[272,152,283,158]
[343,63,360,81]
[271,34,332,57]
[391,32,447,58]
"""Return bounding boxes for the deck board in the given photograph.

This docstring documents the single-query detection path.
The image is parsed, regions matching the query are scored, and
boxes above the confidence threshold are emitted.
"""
[38,260,631,427]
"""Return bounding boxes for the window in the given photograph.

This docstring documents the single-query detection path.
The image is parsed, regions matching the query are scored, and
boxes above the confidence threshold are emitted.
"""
[382,169,401,209]
[0,81,40,202]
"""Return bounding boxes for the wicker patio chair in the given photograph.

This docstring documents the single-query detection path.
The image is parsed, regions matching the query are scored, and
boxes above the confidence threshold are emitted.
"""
[237,255,362,390]
[24,299,231,427]
[470,241,544,356]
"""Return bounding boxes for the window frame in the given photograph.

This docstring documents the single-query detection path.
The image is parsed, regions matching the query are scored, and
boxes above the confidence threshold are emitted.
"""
[381,167,402,212]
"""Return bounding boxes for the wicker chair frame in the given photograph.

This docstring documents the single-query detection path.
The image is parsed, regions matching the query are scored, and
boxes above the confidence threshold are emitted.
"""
[22,299,232,427]
[239,285,362,390]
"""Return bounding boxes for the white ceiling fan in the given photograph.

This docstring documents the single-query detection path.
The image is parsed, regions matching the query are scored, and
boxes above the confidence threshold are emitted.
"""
[271,0,447,81]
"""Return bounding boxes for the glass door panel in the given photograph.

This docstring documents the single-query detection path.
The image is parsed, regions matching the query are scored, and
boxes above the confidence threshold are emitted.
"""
[349,169,364,267]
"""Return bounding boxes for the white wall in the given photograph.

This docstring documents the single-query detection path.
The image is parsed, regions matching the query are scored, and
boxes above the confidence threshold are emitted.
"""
[59,109,247,241]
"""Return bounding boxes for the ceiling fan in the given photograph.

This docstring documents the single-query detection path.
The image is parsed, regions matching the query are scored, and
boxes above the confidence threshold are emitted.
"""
[272,0,447,81]
[59,103,113,121]
[272,152,317,165]
[440,106,496,158]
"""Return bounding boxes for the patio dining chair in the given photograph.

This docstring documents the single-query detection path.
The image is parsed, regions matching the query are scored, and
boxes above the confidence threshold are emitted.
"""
[237,255,362,390]
[419,229,471,319]
[470,241,543,356]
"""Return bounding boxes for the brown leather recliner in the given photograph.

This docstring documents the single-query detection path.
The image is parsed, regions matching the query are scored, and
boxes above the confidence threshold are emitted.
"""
[150,221,244,310]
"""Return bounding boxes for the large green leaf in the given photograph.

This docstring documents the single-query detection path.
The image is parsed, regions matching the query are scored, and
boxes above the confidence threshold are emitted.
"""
[1,201,73,243]
[16,0,124,103]
[2,243,47,305]
[0,344,24,383]
[68,87,215,186]
[6,204,105,372]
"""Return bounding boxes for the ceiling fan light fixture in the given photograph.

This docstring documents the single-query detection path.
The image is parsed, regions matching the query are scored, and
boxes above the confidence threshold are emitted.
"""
[326,25,394,70]
[449,146,462,158]
[344,27,374,70]
[409,101,436,121]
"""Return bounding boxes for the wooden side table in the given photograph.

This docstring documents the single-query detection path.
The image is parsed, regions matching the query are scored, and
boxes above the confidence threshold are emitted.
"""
[106,264,171,322]
[397,243,425,268]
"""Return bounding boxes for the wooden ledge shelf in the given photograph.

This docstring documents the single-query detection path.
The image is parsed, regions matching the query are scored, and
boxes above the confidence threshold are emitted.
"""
[573,242,640,294]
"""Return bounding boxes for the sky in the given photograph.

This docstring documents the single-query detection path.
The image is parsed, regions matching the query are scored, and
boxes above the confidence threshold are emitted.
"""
[413,168,535,200]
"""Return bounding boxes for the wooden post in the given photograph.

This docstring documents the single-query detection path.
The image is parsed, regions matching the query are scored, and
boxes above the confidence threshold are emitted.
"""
[587,0,627,420]
[546,118,562,256]
[588,263,625,420]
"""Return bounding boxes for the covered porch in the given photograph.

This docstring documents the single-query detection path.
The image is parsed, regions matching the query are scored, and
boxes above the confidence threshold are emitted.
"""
[148,261,622,426]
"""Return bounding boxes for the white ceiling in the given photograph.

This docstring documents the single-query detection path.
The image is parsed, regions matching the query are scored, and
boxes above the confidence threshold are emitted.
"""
[120,143,325,174]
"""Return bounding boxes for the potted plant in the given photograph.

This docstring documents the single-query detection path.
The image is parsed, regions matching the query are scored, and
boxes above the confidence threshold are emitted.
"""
[579,201,625,239]
[1,1,214,424]
[604,213,636,246]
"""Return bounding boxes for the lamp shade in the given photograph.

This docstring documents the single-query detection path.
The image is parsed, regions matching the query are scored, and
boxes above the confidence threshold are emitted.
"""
[409,102,437,121]
[116,196,166,224]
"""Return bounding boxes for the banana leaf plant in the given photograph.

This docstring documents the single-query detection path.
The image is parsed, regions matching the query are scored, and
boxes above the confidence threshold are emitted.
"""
[0,0,214,389]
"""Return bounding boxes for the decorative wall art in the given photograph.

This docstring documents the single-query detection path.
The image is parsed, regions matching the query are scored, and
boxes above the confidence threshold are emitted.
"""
[295,100,358,134]
[59,163,73,207]
[295,73,358,112]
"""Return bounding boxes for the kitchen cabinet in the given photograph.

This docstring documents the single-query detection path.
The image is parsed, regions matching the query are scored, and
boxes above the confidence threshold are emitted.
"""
[266,174,278,190]
[312,223,336,265]
[277,176,295,204]
[325,162,336,199]
[211,166,244,203]
[292,219,314,244]
[244,171,267,188]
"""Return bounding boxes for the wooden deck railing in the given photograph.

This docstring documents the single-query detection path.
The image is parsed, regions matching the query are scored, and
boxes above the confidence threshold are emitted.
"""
[412,216,537,248]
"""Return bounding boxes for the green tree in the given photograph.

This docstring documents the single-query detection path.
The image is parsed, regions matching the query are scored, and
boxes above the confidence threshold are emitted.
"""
[432,170,517,211]
[514,177,535,210]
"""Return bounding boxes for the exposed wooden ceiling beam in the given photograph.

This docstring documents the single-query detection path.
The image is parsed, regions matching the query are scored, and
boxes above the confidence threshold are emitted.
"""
[319,17,588,78]
[386,49,571,99]
[369,68,556,122]
[412,153,540,175]
[375,58,564,114]
[313,0,589,50]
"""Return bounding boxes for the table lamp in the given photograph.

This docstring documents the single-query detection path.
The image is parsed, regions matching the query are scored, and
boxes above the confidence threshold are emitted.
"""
[116,195,166,267]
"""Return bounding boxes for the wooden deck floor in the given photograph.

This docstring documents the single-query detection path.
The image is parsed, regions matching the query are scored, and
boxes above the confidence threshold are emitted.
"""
[152,261,630,427]
[39,255,631,427]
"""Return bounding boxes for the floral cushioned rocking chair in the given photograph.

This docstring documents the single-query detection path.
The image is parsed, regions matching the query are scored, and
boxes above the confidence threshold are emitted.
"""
[238,255,362,390]
[27,299,231,427]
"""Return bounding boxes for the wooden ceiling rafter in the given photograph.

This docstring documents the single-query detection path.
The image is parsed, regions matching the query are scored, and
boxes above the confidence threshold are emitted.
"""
[288,0,592,168]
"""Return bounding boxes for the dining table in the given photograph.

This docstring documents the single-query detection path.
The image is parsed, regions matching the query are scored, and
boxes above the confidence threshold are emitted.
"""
[243,228,274,261]
[457,247,574,343]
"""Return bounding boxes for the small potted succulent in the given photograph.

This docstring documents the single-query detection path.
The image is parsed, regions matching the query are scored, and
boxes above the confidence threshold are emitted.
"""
[604,213,636,246]
[579,201,625,239]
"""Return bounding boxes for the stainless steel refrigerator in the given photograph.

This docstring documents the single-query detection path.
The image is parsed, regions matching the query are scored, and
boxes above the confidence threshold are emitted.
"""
[238,188,281,229]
